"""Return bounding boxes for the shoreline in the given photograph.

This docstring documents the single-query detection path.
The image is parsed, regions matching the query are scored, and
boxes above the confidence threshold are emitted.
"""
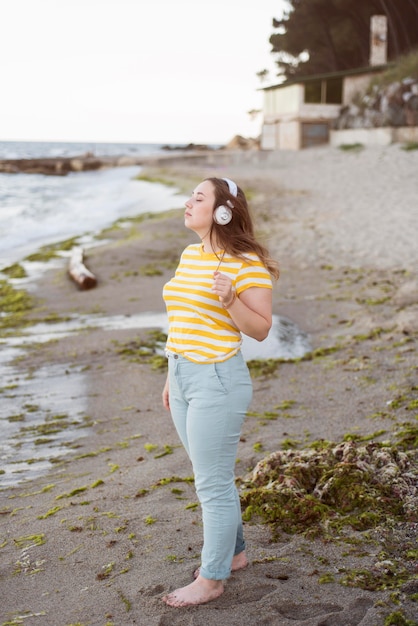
[1,146,417,625]
[0,163,192,271]
[0,145,222,175]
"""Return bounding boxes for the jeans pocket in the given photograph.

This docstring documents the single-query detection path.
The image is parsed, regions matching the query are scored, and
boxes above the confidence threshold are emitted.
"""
[212,361,231,394]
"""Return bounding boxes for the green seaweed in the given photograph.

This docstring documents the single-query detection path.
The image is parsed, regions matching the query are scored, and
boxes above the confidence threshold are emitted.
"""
[134,489,149,498]
[339,143,364,151]
[341,563,410,591]
[13,534,45,548]
[135,173,177,186]
[301,345,342,360]
[34,437,52,445]
[247,358,281,378]
[153,475,194,487]
[114,330,167,370]
[318,573,335,584]
[74,446,112,459]
[240,439,417,538]
[247,410,279,423]
[342,430,387,442]
[154,444,173,458]
[97,561,115,580]
[8,414,25,422]
[275,400,296,410]
[0,279,34,331]
[117,590,132,612]
[353,327,387,341]
[139,263,163,276]
[2,263,27,279]
[55,486,88,500]
[114,520,129,533]
[24,237,79,263]
[18,415,76,440]
[394,422,418,450]
[401,141,418,151]
[91,479,104,488]
[281,437,301,449]
[149,355,168,371]
[37,505,64,519]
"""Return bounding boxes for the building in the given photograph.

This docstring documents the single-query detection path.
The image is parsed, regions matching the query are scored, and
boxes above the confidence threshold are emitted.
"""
[260,65,390,150]
[260,15,389,150]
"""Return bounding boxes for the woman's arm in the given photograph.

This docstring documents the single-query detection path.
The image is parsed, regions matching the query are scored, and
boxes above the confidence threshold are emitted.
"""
[227,286,272,341]
[212,271,272,341]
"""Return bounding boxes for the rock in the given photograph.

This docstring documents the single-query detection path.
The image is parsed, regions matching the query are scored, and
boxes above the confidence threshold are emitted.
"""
[225,135,260,150]
[116,156,140,166]
[0,155,140,176]
[69,158,85,172]
[394,280,418,308]
[395,306,418,334]
[161,143,214,151]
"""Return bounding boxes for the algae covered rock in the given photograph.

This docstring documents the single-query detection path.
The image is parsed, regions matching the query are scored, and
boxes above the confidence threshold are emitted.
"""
[241,438,418,536]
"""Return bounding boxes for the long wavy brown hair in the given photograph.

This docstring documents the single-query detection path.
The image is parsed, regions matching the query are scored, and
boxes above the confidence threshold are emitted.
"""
[205,177,280,280]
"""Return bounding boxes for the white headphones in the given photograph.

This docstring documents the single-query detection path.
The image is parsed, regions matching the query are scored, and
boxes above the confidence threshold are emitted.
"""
[213,178,238,226]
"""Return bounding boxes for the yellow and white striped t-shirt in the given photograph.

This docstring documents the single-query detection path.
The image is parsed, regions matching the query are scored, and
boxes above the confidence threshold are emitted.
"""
[163,243,272,363]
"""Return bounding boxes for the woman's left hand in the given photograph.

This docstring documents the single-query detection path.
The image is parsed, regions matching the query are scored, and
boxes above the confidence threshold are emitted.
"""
[212,271,235,306]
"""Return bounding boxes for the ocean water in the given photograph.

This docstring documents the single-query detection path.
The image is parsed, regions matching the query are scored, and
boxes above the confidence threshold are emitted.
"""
[0,139,167,160]
[0,140,190,487]
[0,140,185,269]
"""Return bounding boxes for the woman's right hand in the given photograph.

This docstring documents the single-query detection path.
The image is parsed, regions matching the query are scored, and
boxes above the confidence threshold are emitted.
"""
[162,375,170,410]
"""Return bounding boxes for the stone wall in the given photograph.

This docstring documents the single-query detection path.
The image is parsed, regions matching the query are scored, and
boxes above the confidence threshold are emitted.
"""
[334,77,418,130]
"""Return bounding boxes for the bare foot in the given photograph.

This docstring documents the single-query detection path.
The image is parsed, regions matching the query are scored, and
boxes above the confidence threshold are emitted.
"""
[193,551,249,580]
[162,575,224,607]
[231,550,249,571]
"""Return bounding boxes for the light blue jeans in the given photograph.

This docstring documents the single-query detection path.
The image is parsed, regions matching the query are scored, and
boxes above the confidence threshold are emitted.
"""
[167,350,252,580]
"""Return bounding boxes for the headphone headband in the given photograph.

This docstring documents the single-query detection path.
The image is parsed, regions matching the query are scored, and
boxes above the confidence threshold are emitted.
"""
[222,178,238,197]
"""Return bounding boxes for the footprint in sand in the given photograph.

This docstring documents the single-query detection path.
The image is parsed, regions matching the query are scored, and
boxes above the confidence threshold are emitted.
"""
[271,602,342,621]
[158,613,193,626]
[272,596,373,624]
[317,597,374,626]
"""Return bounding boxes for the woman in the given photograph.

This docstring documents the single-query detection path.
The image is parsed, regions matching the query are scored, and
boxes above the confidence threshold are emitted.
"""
[161,177,279,607]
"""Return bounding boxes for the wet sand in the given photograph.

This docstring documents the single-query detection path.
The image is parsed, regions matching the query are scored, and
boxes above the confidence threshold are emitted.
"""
[1,144,417,625]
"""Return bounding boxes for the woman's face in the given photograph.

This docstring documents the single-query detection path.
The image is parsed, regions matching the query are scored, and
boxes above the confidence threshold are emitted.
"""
[184,180,216,236]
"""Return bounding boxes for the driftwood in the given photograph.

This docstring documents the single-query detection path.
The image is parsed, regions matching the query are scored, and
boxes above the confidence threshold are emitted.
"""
[68,247,97,290]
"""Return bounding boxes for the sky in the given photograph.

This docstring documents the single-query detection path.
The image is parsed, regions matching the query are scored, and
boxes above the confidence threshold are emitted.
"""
[0,0,287,146]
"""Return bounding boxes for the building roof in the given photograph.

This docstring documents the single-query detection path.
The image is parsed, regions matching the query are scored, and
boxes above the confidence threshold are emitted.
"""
[260,63,392,91]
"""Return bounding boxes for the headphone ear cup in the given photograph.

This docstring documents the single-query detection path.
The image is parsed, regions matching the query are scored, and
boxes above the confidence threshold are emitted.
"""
[214,205,232,225]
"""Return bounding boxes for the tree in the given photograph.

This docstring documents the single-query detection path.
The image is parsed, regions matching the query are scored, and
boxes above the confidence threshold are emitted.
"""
[256,69,270,84]
[269,0,418,80]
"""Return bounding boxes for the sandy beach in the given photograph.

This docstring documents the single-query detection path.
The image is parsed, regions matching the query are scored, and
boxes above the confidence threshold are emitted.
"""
[1,144,417,625]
